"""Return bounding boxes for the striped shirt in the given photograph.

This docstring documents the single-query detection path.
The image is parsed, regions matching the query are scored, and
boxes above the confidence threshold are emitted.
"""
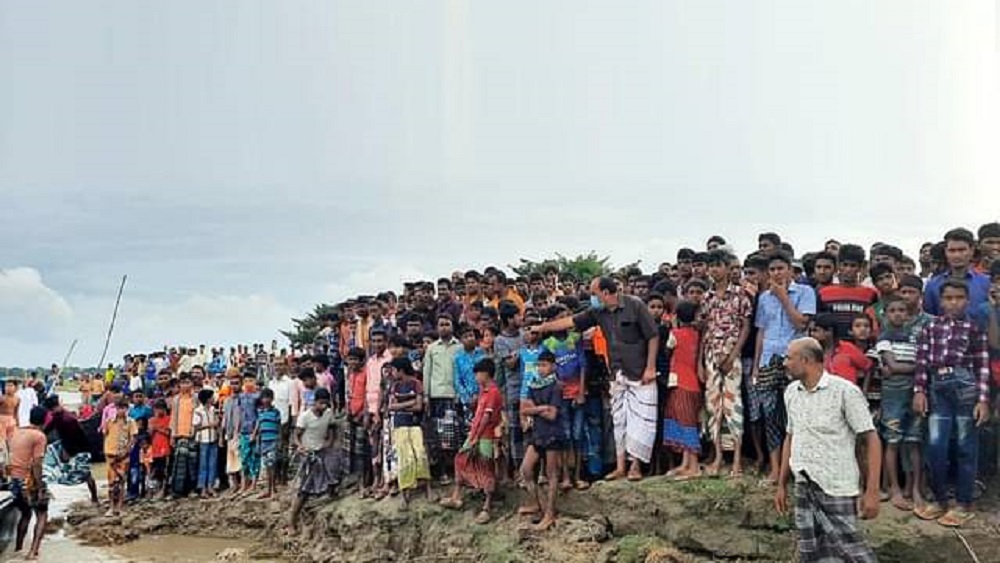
[256,406,282,444]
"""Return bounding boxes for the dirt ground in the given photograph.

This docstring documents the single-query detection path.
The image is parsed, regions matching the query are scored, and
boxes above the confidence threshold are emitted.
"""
[62,475,1000,562]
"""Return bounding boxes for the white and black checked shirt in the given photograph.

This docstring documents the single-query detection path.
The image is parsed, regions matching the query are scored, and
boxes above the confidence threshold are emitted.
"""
[785,371,874,497]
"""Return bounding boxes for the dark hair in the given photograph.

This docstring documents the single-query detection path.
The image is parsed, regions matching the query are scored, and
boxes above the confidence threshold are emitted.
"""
[537,350,557,364]
[437,278,453,290]
[43,395,59,410]
[197,388,214,405]
[944,228,975,246]
[743,254,769,272]
[314,387,332,403]
[812,312,838,333]
[473,358,496,375]
[990,260,1000,279]
[883,294,908,309]
[705,249,729,266]
[897,274,924,292]
[872,245,903,262]
[543,264,559,275]
[939,279,969,297]
[813,251,838,266]
[758,232,781,246]
[464,270,482,282]
[390,357,415,375]
[259,388,275,401]
[498,301,520,327]
[389,335,412,349]
[154,399,168,411]
[652,279,678,297]
[978,222,1000,241]
[528,272,545,283]
[676,248,696,261]
[312,354,330,368]
[458,324,481,339]
[707,235,726,247]
[436,313,456,325]
[675,300,699,324]
[684,278,708,292]
[29,406,47,427]
[298,367,317,381]
[370,327,388,339]
[780,242,795,257]
[692,252,709,265]
[869,262,895,282]
[596,276,618,294]
[768,251,793,266]
[346,347,367,361]
[644,292,665,304]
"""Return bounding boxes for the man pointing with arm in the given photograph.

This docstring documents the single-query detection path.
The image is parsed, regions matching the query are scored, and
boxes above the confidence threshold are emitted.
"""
[531,276,659,482]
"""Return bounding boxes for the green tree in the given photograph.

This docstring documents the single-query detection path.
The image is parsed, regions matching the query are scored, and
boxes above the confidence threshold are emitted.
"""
[281,303,339,348]
[510,251,640,281]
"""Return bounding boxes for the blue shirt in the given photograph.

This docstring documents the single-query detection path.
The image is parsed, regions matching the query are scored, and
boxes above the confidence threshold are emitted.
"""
[238,392,260,436]
[970,302,1000,358]
[755,282,817,367]
[128,404,153,422]
[208,356,227,376]
[924,270,991,317]
[256,406,282,444]
[542,333,586,385]
[453,347,486,405]
[519,345,545,399]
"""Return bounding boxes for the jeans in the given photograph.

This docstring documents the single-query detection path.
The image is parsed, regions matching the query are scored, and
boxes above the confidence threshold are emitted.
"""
[927,367,979,506]
[581,395,604,478]
[197,442,218,491]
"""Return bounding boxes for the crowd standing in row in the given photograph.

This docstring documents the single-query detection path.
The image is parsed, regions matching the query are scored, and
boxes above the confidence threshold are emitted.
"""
[3,223,1000,562]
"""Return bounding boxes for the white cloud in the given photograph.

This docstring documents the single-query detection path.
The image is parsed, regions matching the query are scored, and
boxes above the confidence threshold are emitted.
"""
[0,267,74,341]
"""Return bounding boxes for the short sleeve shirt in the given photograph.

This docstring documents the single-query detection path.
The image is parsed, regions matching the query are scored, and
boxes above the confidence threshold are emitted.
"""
[572,295,658,380]
[703,285,752,362]
[755,283,817,367]
[296,408,333,451]
[785,372,874,497]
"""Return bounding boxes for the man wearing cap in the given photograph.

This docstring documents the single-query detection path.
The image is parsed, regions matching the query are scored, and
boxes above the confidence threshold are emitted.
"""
[531,276,659,482]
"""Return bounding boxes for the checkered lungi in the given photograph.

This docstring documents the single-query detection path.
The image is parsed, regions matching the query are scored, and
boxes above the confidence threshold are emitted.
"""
[755,357,789,454]
[795,479,876,563]
[342,418,371,475]
[742,358,764,422]
[426,398,461,455]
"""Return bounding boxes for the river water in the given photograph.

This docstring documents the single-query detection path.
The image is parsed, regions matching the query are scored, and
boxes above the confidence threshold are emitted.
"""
[1,390,259,563]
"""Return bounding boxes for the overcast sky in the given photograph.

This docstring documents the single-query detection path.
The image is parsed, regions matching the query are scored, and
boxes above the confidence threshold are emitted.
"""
[2,1,997,368]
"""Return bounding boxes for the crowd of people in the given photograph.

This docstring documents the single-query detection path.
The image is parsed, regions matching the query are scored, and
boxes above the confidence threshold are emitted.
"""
[2,222,1000,562]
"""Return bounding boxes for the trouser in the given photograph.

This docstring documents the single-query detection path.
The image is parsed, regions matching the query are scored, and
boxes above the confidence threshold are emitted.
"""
[171,437,199,496]
[197,442,218,491]
[927,367,980,506]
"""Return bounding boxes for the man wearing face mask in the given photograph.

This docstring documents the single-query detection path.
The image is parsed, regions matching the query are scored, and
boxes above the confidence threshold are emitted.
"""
[530,276,659,482]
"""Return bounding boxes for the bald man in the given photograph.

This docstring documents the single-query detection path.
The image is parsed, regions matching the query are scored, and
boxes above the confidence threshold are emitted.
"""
[775,337,880,563]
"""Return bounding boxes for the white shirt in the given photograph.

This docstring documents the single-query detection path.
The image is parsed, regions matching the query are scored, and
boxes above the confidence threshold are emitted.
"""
[296,408,333,451]
[16,388,38,428]
[129,375,143,392]
[785,371,875,497]
[268,376,294,425]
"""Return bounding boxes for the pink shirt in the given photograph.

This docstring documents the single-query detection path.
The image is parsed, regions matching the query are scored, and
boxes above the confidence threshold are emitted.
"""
[364,351,391,415]
[316,370,334,393]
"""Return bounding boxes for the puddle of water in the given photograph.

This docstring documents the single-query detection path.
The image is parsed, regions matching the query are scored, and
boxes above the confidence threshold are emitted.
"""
[108,535,259,563]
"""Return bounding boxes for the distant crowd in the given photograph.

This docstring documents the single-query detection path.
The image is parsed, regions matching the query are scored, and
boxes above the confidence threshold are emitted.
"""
[2,222,1000,562]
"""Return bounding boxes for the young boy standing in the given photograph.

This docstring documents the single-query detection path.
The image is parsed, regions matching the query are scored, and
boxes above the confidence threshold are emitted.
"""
[236,373,261,494]
[104,398,131,516]
[454,324,487,442]
[875,296,924,511]
[344,347,372,495]
[387,357,433,509]
[541,306,588,490]
[913,280,991,527]
[193,388,219,498]
[442,358,503,523]
[254,388,283,499]
[702,250,752,477]
[168,374,198,498]
[518,350,564,531]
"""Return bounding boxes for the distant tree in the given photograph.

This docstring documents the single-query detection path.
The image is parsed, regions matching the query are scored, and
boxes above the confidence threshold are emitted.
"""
[509,252,635,281]
[281,303,339,349]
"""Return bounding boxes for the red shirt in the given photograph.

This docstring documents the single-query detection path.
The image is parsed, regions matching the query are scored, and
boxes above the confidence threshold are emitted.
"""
[348,369,367,419]
[818,285,878,339]
[471,381,503,442]
[669,326,701,392]
[149,413,171,459]
[825,341,873,386]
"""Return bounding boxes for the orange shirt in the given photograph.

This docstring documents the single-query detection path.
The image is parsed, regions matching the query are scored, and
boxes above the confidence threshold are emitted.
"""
[348,369,367,419]
[9,427,47,479]
[175,394,195,438]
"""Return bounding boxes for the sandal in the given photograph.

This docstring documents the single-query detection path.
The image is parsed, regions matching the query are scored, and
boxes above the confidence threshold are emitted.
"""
[574,481,591,491]
[937,508,976,528]
[604,469,627,481]
[913,503,946,521]
[474,510,491,524]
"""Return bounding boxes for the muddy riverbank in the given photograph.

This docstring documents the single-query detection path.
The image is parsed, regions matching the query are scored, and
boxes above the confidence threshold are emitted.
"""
[61,475,1000,562]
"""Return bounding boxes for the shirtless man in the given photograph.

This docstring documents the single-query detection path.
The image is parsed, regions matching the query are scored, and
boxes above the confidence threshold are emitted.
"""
[0,380,20,477]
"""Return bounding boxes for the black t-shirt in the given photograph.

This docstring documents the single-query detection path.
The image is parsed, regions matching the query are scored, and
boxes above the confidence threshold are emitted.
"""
[529,381,565,448]
[741,293,760,360]
[573,295,658,380]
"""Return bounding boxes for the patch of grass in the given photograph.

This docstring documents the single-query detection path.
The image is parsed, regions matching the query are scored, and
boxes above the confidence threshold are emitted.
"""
[475,528,522,563]
[615,534,670,563]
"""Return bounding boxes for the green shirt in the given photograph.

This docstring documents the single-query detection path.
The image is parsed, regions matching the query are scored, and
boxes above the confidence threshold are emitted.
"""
[422,337,461,399]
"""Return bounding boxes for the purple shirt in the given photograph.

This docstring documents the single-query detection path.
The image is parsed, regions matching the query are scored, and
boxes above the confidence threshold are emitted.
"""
[914,316,990,402]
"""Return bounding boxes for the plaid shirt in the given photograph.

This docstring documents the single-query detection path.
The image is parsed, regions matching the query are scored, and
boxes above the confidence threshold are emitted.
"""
[914,315,990,402]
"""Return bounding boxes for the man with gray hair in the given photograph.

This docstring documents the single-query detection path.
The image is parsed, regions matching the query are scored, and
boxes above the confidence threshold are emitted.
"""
[775,337,881,563]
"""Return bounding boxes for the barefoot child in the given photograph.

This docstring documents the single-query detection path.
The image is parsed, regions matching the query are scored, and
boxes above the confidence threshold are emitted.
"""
[663,300,703,479]
[148,399,171,497]
[193,388,219,498]
[344,347,373,496]
[254,388,283,499]
[442,357,503,523]
[387,357,433,509]
[518,350,564,531]
[541,306,588,491]
[104,398,131,516]
[875,295,924,511]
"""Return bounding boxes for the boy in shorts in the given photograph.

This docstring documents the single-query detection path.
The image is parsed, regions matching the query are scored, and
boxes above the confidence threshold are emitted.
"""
[517,350,565,531]
[875,295,924,511]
